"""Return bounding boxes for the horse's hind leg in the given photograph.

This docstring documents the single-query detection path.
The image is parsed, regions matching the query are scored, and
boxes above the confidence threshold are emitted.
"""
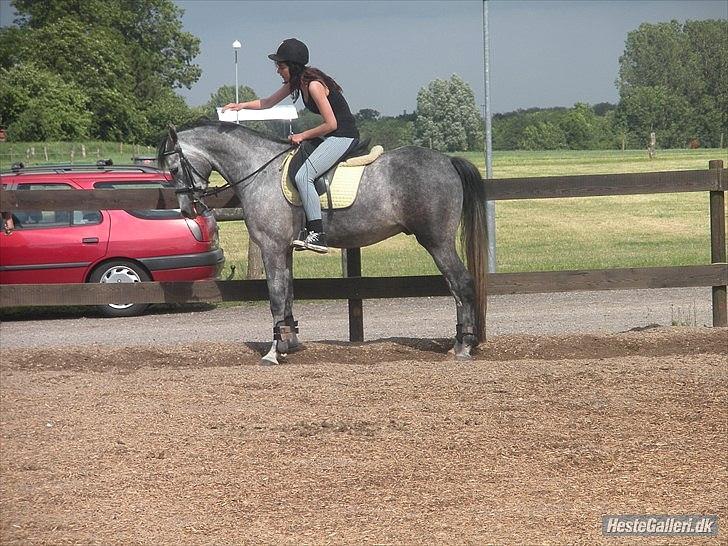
[421,241,479,360]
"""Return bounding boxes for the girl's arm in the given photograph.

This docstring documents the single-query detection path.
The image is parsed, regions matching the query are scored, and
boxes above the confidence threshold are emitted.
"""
[289,81,337,144]
[223,84,290,111]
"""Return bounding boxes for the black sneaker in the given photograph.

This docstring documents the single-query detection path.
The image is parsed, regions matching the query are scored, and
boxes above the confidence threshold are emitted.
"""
[301,231,328,253]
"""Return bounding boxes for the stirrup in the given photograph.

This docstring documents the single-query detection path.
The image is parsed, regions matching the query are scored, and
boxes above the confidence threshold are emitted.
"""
[292,229,308,250]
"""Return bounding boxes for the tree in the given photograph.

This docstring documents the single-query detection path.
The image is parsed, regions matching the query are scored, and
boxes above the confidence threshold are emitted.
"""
[617,19,727,147]
[359,117,413,150]
[0,63,92,140]
[559,103,599,149]
[355,109,380,123]
[0,0,201,143]
[616,86,696,149]
[518,122,566,150]
[491,104,620,151]
[142,88,204,144]
[414,75,483,152]
[8,0,200,92]
[202,85,259,118]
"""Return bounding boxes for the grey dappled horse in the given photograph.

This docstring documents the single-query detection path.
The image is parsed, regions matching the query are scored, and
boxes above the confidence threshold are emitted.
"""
[158,121,487,364]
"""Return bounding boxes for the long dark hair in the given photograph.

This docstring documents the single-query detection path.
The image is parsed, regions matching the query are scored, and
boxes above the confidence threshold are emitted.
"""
[285,62,342,102]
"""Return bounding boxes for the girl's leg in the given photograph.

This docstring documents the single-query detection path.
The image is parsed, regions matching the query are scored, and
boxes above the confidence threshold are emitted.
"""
[294,136,354,224]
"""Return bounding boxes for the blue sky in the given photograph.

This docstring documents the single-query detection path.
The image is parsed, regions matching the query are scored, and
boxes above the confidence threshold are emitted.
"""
[1,0,726,115]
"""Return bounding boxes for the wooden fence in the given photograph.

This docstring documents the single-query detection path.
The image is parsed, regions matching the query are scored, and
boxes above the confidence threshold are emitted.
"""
[1,160,726,341]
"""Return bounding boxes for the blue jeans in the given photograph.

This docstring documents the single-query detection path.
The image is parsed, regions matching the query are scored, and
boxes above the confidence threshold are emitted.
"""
[294,136,354,222]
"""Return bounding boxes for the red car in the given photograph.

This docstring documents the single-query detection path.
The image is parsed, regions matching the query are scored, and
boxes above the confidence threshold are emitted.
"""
[1,162,224,317]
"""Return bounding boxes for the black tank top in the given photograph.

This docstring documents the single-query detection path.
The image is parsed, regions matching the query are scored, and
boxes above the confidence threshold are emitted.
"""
[302,85,359,139]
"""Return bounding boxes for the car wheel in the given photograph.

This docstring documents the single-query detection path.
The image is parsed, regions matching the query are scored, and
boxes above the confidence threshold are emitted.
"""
[89,260,151,318]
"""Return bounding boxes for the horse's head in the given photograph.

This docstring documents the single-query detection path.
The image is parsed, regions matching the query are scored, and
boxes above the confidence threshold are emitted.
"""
[158,124,212,219]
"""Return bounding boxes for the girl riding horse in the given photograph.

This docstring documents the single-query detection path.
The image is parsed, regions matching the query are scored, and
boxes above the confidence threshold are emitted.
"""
[223,38,359,254]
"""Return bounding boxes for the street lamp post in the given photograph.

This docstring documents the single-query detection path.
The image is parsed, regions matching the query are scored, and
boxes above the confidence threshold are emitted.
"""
[232,40,242,123]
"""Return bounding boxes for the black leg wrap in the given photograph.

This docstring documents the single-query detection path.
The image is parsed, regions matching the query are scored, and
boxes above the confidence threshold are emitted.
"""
[456,323,476,343]
[284,315,299,333]
[273,323,294,342]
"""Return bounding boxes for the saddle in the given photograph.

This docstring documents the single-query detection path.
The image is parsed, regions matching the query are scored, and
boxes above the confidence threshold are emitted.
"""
[281,139,384,210]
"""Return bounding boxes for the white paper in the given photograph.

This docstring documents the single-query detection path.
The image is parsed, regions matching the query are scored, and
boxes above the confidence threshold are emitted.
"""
[216,105,298,122]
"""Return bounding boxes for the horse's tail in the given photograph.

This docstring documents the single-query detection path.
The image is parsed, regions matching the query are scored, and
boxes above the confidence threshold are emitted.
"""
[450,156,488,341]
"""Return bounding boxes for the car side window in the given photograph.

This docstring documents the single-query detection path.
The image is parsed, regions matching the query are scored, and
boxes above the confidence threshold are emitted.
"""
[13,183,102,229]
[94,180,175,190]
[72,210,102,225]
[94,179,182,219]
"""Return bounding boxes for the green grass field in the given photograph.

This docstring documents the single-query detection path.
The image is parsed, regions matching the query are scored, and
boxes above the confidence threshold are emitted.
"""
[218,148,726,278]
[0,140,157,169]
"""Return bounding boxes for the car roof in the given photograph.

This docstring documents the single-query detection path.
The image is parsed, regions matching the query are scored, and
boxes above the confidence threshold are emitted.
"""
[0,163,172,187]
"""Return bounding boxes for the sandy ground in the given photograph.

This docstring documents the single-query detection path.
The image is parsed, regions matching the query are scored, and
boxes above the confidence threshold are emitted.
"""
[1,289,726,544]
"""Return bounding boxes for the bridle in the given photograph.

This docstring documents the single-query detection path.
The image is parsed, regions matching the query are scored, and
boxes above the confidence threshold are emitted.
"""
[161,144,208,198]
[162,142,294,208]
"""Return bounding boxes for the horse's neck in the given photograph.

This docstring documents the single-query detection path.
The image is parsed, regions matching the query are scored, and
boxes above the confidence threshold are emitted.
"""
[203,129,287,185]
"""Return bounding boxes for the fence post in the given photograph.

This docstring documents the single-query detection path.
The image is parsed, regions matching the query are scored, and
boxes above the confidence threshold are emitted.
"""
[342,248,364,342]
[709,159,727,327]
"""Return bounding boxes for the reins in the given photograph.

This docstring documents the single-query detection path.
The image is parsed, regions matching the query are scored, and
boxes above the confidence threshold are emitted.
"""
[162,144,293,200]
[202,146,293,197]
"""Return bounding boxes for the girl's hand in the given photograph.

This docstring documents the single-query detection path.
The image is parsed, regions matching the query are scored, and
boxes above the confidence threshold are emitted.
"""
[288,133,305,145]
[222,103,241,112]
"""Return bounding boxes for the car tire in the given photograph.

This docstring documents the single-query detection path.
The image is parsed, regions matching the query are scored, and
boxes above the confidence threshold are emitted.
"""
[89,260,151,318]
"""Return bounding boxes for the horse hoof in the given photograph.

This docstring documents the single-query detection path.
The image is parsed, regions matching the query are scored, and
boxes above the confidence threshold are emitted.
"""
[451,341,473,361]
[277,335,301,355]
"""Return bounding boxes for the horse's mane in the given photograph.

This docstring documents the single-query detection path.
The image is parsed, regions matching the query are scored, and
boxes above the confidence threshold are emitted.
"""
[182,118,290,144]
[157,117,289,168]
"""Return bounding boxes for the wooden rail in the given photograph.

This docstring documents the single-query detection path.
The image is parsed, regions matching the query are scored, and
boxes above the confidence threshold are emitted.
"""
[1,167,725,210]
[2,265,725,308]
[1,162,726,338]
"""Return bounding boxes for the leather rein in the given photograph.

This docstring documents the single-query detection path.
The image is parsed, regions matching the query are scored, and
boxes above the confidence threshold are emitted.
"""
[161,143,294,206]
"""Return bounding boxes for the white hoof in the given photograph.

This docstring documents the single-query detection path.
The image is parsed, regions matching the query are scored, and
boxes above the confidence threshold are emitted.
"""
[261,341,280,366]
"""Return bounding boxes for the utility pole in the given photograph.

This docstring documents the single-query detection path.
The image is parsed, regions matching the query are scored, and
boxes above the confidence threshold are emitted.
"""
[483,0,496,272]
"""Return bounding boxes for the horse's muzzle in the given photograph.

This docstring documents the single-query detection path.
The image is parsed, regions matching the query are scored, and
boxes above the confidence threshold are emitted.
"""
[177,193,198,219]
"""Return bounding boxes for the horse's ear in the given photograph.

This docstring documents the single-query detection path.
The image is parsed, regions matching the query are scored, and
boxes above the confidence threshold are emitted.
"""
[168,123,178,146]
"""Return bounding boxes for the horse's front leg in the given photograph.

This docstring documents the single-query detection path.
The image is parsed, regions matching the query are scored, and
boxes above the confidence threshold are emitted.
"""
[259,245,298,366]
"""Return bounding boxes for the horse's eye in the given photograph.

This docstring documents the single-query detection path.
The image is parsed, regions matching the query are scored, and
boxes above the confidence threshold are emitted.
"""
[170,167,179,175]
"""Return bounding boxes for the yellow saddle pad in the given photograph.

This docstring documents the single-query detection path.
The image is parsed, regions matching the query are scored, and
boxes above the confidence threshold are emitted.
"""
[280,151,366,210]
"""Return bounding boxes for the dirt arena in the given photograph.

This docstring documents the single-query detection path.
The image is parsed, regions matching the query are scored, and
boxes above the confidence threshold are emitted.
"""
[1,327,725,544]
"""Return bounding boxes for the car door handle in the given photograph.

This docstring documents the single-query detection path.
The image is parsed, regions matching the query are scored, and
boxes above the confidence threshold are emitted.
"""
[82,237,99,244]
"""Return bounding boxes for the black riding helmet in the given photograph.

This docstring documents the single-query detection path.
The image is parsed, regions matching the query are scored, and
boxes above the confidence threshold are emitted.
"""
[268,38,309,66]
